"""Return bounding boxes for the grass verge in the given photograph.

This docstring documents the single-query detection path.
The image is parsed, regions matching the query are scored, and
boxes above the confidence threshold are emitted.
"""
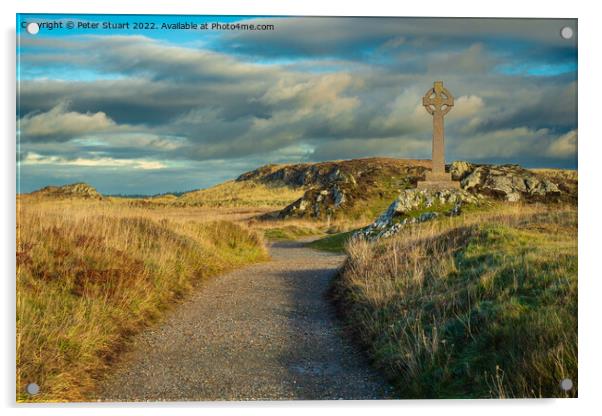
[333,205,577,398]
[16,199,268,402]
[307,231,355,253]
[263,224,323,241]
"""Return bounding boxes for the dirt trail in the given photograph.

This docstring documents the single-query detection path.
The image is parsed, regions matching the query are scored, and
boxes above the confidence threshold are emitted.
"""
[98,240,391,401]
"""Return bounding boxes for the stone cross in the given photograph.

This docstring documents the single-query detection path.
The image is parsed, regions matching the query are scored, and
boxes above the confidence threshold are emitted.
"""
[417,81,459,189]
[422,81,454,175]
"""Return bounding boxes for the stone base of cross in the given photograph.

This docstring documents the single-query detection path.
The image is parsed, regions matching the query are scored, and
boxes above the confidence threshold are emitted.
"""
[417,171,460,190]
[416,81,460,190]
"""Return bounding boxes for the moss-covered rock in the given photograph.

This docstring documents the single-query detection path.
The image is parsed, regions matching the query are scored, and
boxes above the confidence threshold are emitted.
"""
[356,188,484,240]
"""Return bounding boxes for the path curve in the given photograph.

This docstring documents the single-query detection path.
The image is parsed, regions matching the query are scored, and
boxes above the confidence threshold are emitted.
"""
[98,240,391,401]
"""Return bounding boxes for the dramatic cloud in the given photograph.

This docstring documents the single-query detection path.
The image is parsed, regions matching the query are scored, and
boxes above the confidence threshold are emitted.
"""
[19,102,116,141]
[16,15,578,193]
[216,17,577,60]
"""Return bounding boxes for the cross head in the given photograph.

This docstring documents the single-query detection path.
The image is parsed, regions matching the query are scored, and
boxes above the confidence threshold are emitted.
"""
[422,81,454,116]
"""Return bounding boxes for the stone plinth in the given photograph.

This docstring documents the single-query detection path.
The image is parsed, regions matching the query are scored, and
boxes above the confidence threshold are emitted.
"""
[417,171,460,190]
[423,171,454,182]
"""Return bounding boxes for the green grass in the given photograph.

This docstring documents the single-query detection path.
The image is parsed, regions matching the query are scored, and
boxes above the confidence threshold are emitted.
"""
[263,225,323,241]
[307,230,355,253]
[334,206,577,398]
[341,173,406,223]
[391,196,494,224]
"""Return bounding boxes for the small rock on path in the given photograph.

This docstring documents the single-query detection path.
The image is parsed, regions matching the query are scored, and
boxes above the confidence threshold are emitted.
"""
[98,240,391,401]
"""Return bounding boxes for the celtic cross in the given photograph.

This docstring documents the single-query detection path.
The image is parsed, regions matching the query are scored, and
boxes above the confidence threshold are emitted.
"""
[422,81,454,175]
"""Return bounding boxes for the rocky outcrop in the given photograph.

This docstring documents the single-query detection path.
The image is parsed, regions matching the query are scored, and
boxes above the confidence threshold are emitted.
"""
[278,171,358,219]
[238,158,428,189]
[272,158,431,219]
[449,161,575,202]
[460,165,562,202]
[355,188,484,240]
[247,158,576,220]
[450,160,475,181]
[276,160,577,219]
[30,183,103,199]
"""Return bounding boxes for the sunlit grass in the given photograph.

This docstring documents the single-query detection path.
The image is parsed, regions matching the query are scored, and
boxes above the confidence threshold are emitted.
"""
[333,203,577,398]
[16,198,268,402]
[177,180,305,208]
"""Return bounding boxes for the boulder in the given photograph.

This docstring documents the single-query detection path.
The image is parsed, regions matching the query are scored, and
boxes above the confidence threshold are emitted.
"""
[461,165,562,202]
[450,160,475,181]
[278,183,350,219]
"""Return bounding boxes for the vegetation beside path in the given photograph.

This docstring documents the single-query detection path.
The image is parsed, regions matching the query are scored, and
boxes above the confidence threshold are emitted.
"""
[332,204,577,398]
[17,198,268,402]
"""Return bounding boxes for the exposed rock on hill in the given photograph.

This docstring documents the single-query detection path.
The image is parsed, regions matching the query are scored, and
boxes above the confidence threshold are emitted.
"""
[355,188,485,240]
[30,183,102,199]
[269,159,576,219]
[449,161,574,203]
[245,158,432,220]
[352,161,577,241]
[238,158,430,189]
[450,160,475,181]
[176,158,576,218]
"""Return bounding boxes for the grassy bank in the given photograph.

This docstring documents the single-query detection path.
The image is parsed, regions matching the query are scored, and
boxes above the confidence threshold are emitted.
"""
[307,231,355,252]
[263,224,323,241]
[16,199,268,402]
[333,205,577,398]
[177,180,304,208]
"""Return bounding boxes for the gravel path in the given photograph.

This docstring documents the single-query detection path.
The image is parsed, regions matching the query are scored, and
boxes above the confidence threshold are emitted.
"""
[98,240,391,401]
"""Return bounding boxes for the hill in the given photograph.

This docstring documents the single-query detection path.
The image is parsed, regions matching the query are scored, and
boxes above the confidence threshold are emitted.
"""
[22,159,578,222]
[239,158,433,222]
[177,179,304,208]
[27,183,102,200]
[230,158,577,221]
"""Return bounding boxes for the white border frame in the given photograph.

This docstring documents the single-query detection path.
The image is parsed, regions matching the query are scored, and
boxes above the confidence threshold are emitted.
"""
[3,1,599,415]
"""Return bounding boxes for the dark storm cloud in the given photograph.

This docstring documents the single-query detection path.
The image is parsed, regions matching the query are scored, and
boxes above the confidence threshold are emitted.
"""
[216,17,577,60]
[18,77,273,126]
[472,80,577,133]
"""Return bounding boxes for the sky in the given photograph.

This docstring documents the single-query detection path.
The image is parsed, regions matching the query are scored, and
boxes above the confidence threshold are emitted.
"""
[17,14,578,195]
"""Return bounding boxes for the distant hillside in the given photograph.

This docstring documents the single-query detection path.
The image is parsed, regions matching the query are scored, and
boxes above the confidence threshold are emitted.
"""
[22,159,578,216]
[27,183,102,200]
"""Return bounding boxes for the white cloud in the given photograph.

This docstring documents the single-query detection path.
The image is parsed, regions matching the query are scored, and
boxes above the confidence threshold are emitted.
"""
[21,152,166,170]
[449,95,485,119]
[548,129,577,157]
[19,102,116,140]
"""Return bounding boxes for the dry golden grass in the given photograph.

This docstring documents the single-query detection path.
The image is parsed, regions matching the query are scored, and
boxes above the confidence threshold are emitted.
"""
[177,180,305,208]
[334,203,577,398]
[250,215,373,241]
[16,197,268,402]
[530,168,578,182]
[21,195,279,223]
